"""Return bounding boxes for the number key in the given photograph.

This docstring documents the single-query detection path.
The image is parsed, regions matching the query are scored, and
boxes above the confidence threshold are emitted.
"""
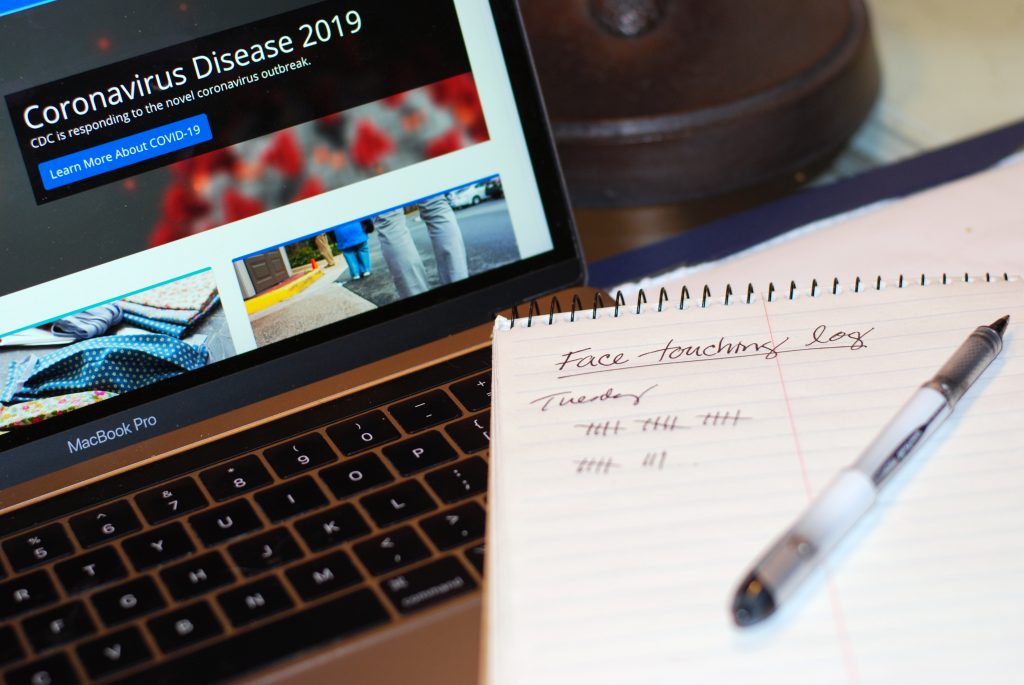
[264,433,337,478]
[135,478,207,524]
[199,455,271,501]
[2,524,73,571]
[326,410,399,455]
[69,500,141,548]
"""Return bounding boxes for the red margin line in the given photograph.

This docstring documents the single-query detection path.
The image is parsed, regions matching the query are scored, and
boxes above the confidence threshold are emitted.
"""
[761,298,860,685]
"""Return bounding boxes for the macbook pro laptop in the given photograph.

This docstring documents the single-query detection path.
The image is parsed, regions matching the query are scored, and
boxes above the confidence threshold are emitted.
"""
[0,2,585,683]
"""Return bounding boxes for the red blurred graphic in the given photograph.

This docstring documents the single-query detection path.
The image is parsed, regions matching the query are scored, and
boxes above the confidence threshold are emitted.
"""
[351,119,396,169]
[149,74,489,247]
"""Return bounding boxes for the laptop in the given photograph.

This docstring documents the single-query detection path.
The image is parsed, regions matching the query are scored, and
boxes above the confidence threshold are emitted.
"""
[0,1,586,683]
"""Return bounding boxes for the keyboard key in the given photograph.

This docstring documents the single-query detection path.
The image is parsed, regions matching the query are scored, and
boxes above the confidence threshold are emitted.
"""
[54,546,127,593]
[22,600,95,650]
[4,653,79,685]
[444,412,491,453]
[77,626,152,679]
[122,522,195,571]
[285,551,363,601]
[227,528,301,577]
[199,455,272,501]
[264,433,337,478]
[0,570,59,619]
[69,500,141,548]
[0,625,24,666]
[419,502,486,550]
[381,556,476,615]
[425,457,488,503]
[294,504,370,552]
[190,499,262,547]
[217,576,293,627]
[382,431,458,476]
[320,453,393,500]
[389,390,462,432]
[3,524,73,571]
[160,552,234,601]
[109,590,387,685]
[360,481,437,528]
[92,576,166,626]
[135,478,207,525]
[465,544,485,574]
[254,476,327,522]
[353,527,430,576]
[450,373,491,411]
[326,411,399,455]
[147,601,222,653]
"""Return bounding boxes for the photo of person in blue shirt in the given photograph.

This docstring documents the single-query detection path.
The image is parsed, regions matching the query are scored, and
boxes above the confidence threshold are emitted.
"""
[333,219,372,281]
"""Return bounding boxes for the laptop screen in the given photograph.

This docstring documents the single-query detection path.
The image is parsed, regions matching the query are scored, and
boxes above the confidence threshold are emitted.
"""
[0,1,579,486]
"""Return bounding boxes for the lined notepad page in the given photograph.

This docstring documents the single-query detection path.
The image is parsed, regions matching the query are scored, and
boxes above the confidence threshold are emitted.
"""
[486,278,1024,685]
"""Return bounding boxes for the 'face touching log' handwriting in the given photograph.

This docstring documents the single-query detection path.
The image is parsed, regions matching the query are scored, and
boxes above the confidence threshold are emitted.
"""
[552,325,874,378]
[530,385,658,412]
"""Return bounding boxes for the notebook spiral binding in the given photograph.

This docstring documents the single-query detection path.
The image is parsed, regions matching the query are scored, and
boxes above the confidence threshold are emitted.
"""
[508,272,1014,328]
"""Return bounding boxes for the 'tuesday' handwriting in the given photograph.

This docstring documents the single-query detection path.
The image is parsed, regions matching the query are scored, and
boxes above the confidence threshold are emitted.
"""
[530,385,658,412]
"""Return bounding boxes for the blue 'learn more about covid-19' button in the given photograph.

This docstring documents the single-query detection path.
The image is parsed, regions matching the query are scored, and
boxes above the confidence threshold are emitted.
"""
[37,113,213,190]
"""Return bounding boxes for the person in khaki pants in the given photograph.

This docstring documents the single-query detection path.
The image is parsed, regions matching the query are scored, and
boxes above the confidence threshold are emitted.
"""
[313,232,337,267]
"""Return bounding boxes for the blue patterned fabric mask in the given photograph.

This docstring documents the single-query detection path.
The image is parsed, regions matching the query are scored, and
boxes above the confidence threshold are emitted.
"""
[51,304,124,340]
[1,335,208,404]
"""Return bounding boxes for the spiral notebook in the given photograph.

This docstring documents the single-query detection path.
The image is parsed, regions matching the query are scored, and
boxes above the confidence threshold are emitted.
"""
[485,276,1024,685]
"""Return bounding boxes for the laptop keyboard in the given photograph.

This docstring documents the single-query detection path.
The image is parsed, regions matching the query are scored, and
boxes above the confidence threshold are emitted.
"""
[0,348,491,684]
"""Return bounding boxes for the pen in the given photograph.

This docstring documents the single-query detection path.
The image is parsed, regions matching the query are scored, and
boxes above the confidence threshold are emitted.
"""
[732,315,1010,626]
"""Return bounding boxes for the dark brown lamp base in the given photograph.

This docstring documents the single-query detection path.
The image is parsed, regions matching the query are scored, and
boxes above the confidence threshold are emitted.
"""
[520,0,880,208]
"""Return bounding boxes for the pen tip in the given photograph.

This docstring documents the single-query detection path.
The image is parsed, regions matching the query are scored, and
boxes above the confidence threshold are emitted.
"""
[990,315,1009,337]
[732,573,775,627]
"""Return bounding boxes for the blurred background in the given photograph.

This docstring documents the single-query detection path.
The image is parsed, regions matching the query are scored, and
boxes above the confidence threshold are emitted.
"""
[520,0,1024,261]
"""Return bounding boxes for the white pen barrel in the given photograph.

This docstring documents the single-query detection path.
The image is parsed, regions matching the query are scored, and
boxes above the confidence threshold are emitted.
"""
[756,470,876,603]
[852,387,950,482]
[791,470,876,549]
